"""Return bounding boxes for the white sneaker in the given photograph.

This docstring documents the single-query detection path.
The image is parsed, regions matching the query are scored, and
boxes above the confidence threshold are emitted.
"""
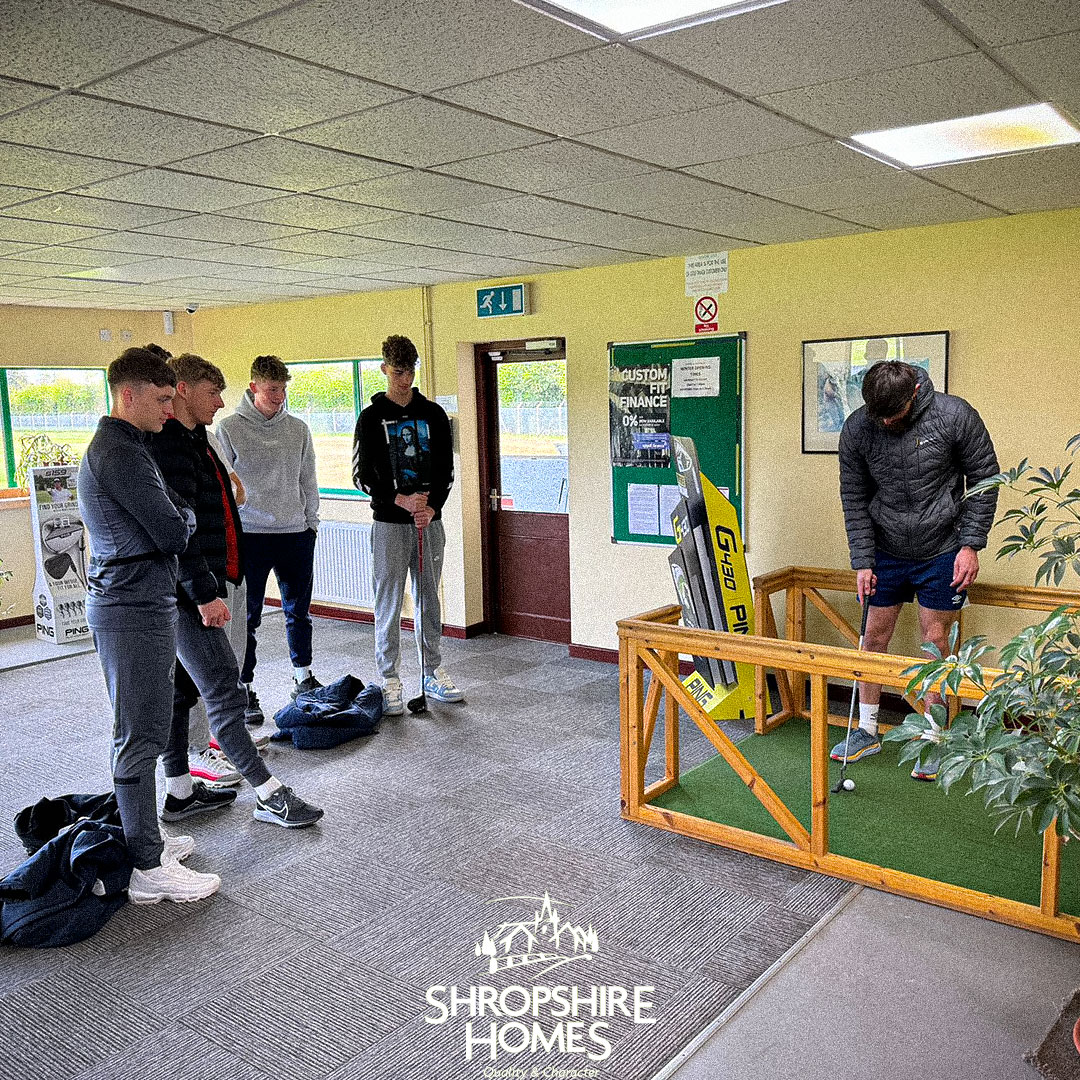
[188,747,242,788]
[160,828,194,863]
[423,667,465,703]
[382,676,404,717]
[128,860,221,905]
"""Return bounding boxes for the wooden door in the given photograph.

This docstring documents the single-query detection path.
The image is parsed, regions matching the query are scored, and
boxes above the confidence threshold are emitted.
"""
[477,342,570,643]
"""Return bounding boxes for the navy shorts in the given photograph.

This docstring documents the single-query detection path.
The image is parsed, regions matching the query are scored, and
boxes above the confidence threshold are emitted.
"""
[870,549,966,611]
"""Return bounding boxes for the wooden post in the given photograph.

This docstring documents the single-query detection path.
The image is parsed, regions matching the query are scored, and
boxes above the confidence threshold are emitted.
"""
[1041,825,1062,918]
[625,642,646,816]
[786,586,807,716]
[618,633,630,813]
[662,649,680,786]
[810,673,830,858]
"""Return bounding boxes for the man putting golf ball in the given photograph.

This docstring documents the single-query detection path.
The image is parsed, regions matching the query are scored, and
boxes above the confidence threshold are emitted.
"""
[832,353,999,781]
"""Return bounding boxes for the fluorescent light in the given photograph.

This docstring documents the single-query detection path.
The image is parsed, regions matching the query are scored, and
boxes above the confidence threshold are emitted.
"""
[518,0,790,37]
[850,103,1080,169]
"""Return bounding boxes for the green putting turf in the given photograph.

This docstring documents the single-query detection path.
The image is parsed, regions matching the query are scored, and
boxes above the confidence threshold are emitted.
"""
[652,720,1080,913]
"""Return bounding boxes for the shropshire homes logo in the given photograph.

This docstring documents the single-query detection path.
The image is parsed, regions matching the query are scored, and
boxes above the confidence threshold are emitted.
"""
[425,893,656,1066]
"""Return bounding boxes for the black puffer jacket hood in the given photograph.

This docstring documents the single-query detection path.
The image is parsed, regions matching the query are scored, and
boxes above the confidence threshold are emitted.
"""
[838,366,999,569]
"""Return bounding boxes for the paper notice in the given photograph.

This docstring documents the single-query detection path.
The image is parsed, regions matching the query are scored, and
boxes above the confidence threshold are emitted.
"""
[673,355,720,398]
[658,485,682,537]
[628,483,660,535]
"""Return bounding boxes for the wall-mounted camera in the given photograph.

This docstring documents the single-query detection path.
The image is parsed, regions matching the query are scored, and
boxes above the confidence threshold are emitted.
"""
[185,303,199,314]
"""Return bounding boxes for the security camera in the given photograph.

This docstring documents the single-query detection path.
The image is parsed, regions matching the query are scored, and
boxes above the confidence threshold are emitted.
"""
[185,303,199,314]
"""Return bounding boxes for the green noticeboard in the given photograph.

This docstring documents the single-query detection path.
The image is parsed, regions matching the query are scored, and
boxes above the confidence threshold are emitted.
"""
[609,333,744,545]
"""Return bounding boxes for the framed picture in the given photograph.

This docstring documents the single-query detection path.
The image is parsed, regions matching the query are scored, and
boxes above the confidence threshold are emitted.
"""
[801,331,949,453]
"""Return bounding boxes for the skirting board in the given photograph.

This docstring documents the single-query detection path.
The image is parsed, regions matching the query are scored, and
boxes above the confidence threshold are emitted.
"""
[0,614,33,630]
[571,643,695,676]
[263,597,486,639]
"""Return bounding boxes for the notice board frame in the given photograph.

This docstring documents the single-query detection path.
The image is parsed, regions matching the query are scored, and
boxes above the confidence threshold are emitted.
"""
[609,333,745,546]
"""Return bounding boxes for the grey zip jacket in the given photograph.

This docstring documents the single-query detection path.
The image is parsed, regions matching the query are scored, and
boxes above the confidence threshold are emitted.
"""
[77,416,196,630]
[838,367,999,570]
[215,389,319,534]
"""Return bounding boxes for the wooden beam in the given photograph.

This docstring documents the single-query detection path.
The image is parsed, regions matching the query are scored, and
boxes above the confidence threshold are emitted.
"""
[618,634,630,811]
[786,586,807,714]
[809,673,830,858]
[644,775,678,801]
[663,649,680,786]
[760,591,795,717]
[624,642,646,817]
[1042,825,1062,918]
[805,588,859,647]
[642,673,662,764]
[639,649,811,851]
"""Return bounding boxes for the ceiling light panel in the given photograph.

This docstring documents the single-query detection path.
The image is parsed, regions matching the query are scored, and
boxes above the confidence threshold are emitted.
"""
[527,0,788,36]
[851,103,1080,168]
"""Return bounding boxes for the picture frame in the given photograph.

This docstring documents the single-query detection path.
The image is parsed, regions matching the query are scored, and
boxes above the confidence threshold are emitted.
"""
[801,331,949,453]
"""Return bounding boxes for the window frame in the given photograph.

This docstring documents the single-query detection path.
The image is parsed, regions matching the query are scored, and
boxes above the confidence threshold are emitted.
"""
[286,356,382,499]
[0,365,110,489]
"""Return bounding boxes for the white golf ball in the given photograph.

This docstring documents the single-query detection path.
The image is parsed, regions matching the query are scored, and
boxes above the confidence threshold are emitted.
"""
[843,778,856,792]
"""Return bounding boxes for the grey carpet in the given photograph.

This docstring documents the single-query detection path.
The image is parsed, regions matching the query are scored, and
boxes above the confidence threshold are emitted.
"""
[0,614,851,1080]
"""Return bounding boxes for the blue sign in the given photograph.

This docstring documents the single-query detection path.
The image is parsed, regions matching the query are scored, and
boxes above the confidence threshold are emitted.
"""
[476,283,528,318]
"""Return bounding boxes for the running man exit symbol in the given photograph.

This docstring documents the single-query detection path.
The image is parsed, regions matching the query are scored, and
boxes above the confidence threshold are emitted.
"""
[476,283,529,318]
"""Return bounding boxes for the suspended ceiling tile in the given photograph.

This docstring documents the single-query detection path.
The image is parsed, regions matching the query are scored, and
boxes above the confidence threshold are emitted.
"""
[196,264,331,285]
[0,96,249,164]
[2,192,187,230]
[233,0,595,94]
[0,218,109,244]
[519,243,652,268]
[0,184,44,207]
[842,189,1004,229]
[437,45,730,138]
[724,208,870,245]
[0,257,90,276]
[275,256,408,275]
[221,193,402,229]
[434,140,651,193]
[0,142,135,191]
[74,169,281,213]
[182,244,316,267]
[552,170,741,216]
[321,172,511,214]
[171,138,403,192]
[286,274,388,292]
[163,277,328,297]
[687,140,899,191]
[7,246,155,266]
[935,0,1080,46]
[71,231,242,259]
[996,32,1080,115]
[0,240,38,257]
[85,0,298,33]
[767,170,941,211]
[295,97,545,169]
[251,231,418,259]
[640,0,969,98]
[1,77,60,116]
[578,101,818,168]
[759,52,1035,138]
[69,257,255,284]
[92,39,406,135]
[435,195,630,241]
[0,0,200,86]
[427,254,575,277]
[349,215,567,255]
[137,214,310,243]
[928,144,1080,211]
[365,267,477,286]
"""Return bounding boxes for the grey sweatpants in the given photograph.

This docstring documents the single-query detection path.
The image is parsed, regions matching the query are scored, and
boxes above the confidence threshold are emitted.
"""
[187,580,247,750]
[93,622,176,870]
[373,519,444,680]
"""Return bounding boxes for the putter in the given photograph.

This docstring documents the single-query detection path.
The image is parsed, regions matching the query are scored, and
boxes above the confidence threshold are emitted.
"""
[832,595,871,795]
[406,525,428,715]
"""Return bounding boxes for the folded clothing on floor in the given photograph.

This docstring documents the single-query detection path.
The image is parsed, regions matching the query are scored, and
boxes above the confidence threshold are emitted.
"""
[14,791,122,855]
[272,673,381,750]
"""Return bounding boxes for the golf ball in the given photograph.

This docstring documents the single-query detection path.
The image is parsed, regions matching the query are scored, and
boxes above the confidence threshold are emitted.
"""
[842,778,856,792]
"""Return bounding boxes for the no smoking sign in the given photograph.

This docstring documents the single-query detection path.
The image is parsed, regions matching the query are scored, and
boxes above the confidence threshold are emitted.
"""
[694,295,718,334]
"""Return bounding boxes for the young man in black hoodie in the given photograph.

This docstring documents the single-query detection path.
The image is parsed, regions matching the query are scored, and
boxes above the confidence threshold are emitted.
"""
[352,335,462,715]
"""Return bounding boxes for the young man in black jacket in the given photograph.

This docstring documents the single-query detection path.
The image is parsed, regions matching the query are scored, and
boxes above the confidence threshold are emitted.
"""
[352,335,462,715]
[834,358,999,779]
[152,354,323,830]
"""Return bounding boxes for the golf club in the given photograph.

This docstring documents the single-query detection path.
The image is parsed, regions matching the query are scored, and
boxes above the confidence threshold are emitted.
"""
[406,525,428,715]
[832,595,872,795]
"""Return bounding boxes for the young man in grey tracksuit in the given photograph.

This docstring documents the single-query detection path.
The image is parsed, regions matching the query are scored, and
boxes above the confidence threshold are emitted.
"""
[216,354,321,718]
[78,348,220,905]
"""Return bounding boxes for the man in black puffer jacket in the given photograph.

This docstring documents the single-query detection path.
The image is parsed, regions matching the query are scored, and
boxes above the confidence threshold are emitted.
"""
[832,359,998,780]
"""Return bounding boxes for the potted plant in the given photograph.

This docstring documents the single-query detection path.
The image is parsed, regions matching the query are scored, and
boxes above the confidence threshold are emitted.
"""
[885,434,1080,839]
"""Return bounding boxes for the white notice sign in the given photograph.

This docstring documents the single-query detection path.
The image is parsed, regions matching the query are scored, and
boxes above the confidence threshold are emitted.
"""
[685,251,729,297]
[672,355,720,398]
[627,483,660,536]
[658,485,682,537]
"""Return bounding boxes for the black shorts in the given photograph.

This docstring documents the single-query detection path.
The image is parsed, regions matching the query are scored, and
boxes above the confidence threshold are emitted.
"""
[871,549,965,612]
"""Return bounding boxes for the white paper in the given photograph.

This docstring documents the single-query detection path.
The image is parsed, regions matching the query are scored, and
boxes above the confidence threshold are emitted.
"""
[685,251,729,297]
[672,355,720,398]
[658,485,682,537]
[627,483,660,536]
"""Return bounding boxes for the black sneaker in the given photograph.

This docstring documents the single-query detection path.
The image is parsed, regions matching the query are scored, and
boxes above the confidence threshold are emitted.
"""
[291,675,323,700]
[252,785,324,829]
[161,780,238,822]
[244,686,264,726]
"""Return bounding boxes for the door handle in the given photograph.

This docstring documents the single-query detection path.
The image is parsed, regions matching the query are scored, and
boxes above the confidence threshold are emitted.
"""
[489,487,500,511]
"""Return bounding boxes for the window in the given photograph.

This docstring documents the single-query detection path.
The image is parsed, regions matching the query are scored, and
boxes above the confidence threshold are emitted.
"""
[0,367,109,489]
[286,358,384,496]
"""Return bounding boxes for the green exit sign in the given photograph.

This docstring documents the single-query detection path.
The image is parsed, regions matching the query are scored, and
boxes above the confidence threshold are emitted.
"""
[476,283,528,318]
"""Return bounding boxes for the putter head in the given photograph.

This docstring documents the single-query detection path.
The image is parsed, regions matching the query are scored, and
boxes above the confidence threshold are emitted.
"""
[406,694,427,714]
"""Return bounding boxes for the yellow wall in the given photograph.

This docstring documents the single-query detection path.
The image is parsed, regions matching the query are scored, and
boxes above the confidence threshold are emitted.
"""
[2,209,1078,651]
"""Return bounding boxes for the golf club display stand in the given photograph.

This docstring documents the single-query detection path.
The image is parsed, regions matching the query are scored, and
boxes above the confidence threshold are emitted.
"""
[619,566,1080,942]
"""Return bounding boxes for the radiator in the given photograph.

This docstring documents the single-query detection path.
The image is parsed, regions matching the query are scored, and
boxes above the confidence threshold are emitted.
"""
[312,521,375,607]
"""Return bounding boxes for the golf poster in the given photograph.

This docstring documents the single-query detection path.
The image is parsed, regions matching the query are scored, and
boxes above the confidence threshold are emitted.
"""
[28,465,89,644]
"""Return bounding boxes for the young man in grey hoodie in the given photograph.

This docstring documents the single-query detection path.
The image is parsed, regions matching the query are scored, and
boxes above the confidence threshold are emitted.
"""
[216,355,322,719]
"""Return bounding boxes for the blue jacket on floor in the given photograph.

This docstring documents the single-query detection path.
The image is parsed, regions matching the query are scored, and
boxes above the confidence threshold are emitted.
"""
[272,674,381,750]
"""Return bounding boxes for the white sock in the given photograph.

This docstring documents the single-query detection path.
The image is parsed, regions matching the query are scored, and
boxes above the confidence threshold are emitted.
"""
[293,666,311,682]
[255,777,283,800]
[858,703,880,736]
[166,774,194,800]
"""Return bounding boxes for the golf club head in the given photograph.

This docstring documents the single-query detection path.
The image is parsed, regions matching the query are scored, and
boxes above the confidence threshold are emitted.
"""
[406,693,427,714]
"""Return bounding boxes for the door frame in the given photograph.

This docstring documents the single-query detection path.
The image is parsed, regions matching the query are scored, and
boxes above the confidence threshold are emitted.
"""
[474,337,567,634]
